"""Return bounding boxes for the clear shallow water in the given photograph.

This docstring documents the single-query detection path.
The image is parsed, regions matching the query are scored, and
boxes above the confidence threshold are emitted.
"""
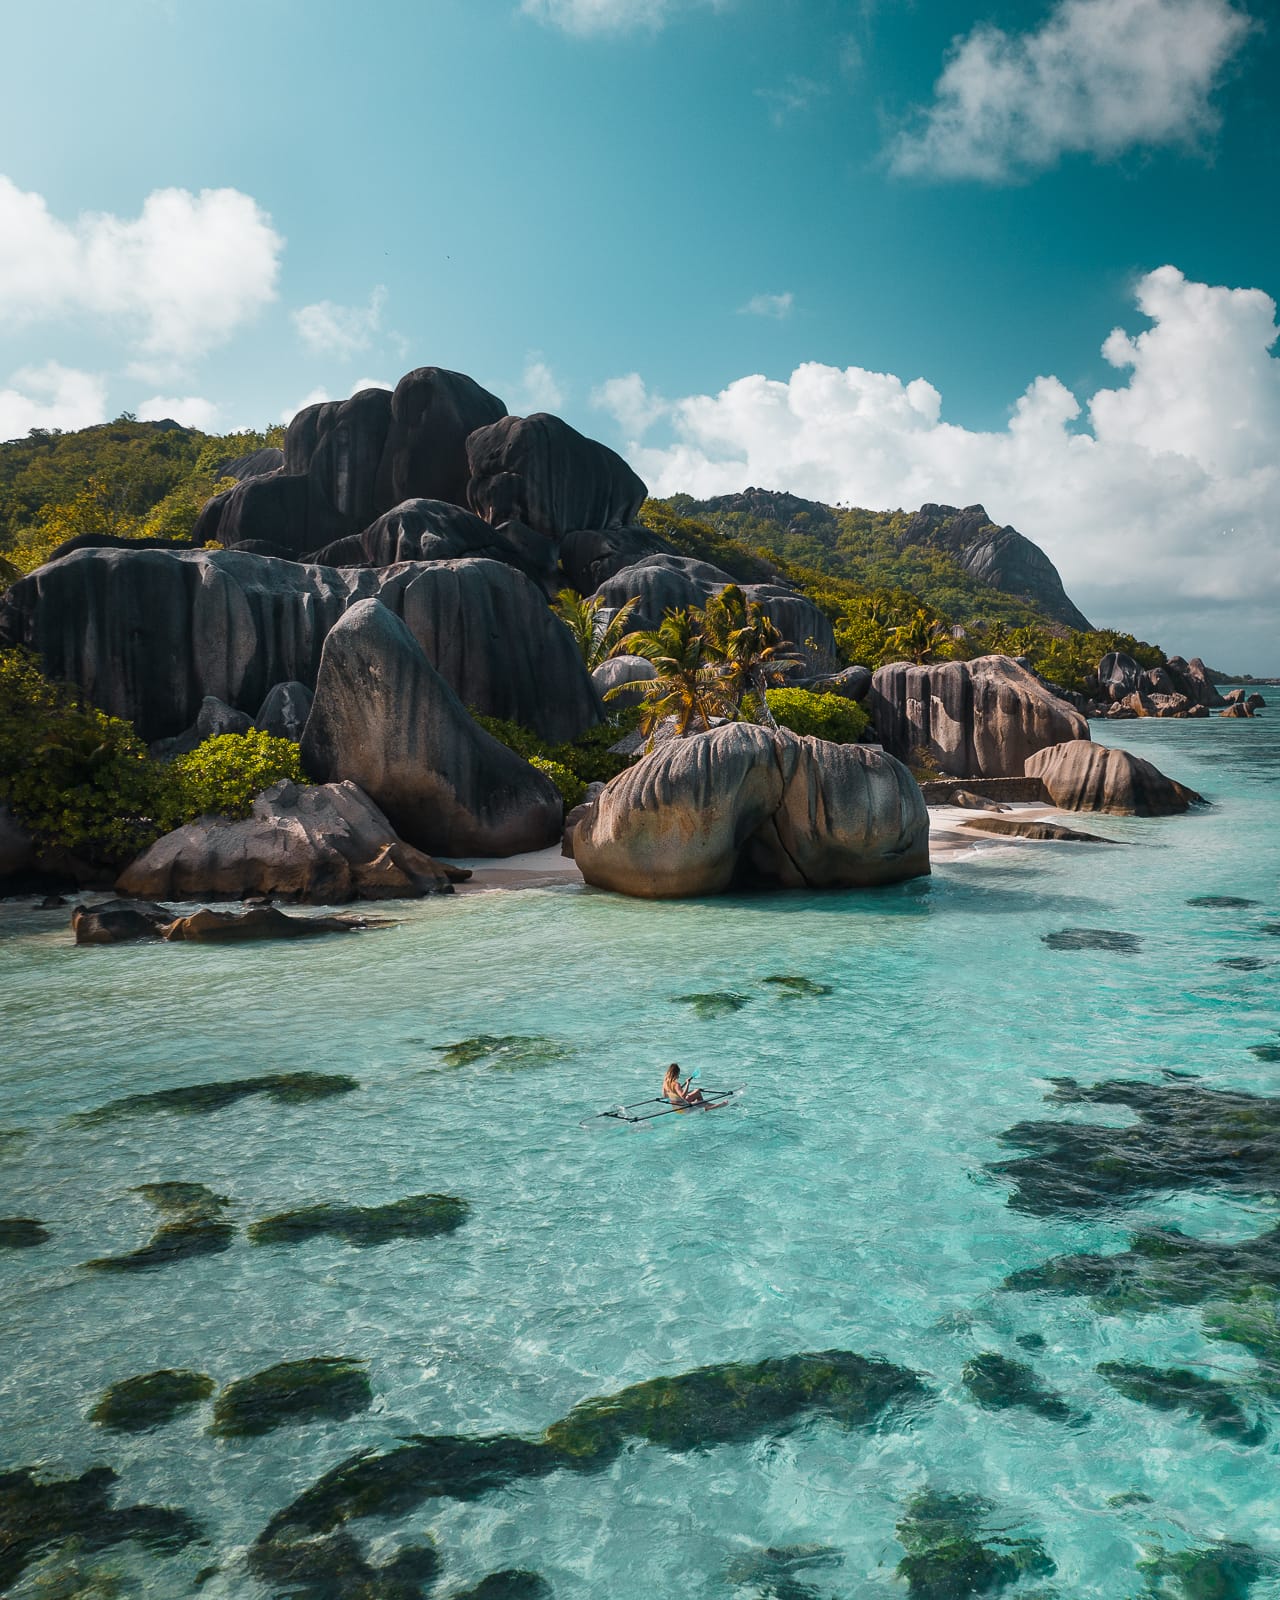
[0,711,1278,1598]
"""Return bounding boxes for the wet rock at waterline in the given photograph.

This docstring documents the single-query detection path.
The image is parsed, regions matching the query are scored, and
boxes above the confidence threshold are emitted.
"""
[960,1351,1081,1424]
[992,1076,1280,1214]
[1025,741,1203,815]
[73,898,381,944]
[960,817,1120,843]
[869,655,1089,778]
[70,898,172,944]
[83,1184,235,1273]
[0,1465,201,1591]
[118,780,467,903]
[1042,927,1141,953]
[301,599,563,857]
[0,1218,49,1248]
[210,1357,372,1437]
[1096,1361,1265,1444]
[574,724,929,898]
[74,1071,357,1125]
[255,1351,927,1547]
[249,1194,469,1248]
[89,1370,215,1433]
[894,1490,1054,1599]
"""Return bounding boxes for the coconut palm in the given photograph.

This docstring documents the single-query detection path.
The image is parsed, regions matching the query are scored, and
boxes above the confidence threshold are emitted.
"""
[699,585,803,719]
[889,609,951,665]
[617,609,738,741]
[552,589,642,672]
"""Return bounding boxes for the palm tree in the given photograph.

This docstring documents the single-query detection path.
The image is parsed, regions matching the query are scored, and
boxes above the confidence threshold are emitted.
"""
[617,609,738,741]
[889,609,950,665]
[699,586,803,719]
[552,589,641,672]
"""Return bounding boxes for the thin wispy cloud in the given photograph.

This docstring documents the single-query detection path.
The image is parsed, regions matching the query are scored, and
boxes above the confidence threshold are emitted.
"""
[292,286,387,359]
[740,292,795,320]
[137,394,221,431]
[757,75,828,126]
[517,353,566,413]
[520,0,724,35]
[0,362,107,441]
[0,176,282,363]
[890,0,1255,182]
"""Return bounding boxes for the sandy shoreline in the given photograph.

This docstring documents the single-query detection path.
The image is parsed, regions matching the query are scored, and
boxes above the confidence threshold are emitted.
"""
[453,802,1089,893]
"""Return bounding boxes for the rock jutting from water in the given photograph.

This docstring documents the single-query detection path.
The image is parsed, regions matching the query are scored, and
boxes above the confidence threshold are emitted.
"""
[574,723,929,898]
[210,1357,373,1438]
[959,817,1121,843]
[118,780,468,903]
[1024,741,1204,815]
[70,898,381,944]
[248,1194,469,1247]
[89,1370,216,1432]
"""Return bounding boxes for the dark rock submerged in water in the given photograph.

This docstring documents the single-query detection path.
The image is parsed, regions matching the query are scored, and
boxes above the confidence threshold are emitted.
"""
[449,1571,552,1600]
[89,1369,215,1432]
[575,723,929,898]
[248,1194,468,1247]
[75,1070,357,1124]
[1025,741,1203,815]
[210,1357,372,1437]
[117,780,466,903]
[0,1465,201,1592]
[869,655,1089,779]
[0,1218,49,1248]
[673,991,750,1018]
[992,1077,1280,1214]
[1096,1361,1265,1444]
[429,1035,573,1069]
[1187,894,1261,909]
[256,1351,926,1547]
[1136,1544,1266,1600]
[83,1183,234,1273]
[248,1527,440,1600]
[1042,927,1141,952]
[894,1489,1054,1599]
[301,598,564,857]
[960,1351,1080,1423]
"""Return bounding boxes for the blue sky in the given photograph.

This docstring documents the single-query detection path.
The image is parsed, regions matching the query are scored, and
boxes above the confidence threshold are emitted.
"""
[1,0,1277,669]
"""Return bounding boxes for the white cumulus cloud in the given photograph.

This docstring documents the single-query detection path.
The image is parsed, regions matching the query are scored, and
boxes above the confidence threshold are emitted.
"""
[137,395,221,431]
[890,0,1254,181]
[596,266,1280,669]
[0,363,107,441]
[521,0,723,34]
[740,291,794,320]
[517,354,566,413]
[292,286,386,359]
[0,176,282,360]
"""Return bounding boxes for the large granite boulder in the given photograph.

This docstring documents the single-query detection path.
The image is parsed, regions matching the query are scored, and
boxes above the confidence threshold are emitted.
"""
[559,524,675,594]
[592,654,655,710]
[869,655,1090,778]
[1164,656,1223,708]
[151,695,252,759]
[799,665,872,702]
[117,780,466,902]
[194,371,506,558]
[0,547,601,745]
[466,414,646,545]
[1098,651,1143,703]
[1024,742,1203,815]
[573,723,928,898]
[300,599,563,857]
[255,681,314,742]
[592,555,838,672]
[217,446,285,481]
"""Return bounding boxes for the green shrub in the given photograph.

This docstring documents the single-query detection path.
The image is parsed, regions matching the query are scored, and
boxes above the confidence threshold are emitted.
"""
[764,688,870,743]
[0,647,166,862]
[160,730,303,828]
[471,708,640,789]
[528,757,585,809]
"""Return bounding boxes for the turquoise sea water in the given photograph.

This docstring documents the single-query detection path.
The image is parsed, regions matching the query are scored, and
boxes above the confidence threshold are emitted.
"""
[2,711,1278,1598]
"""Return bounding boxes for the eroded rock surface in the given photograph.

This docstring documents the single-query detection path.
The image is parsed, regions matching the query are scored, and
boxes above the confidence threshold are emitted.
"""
[573,723,928,898]
[1024,741,1203,815]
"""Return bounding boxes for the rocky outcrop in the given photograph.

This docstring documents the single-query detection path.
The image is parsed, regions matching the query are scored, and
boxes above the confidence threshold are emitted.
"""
[591,654,655,710]
[1164,656,1224,708]
[216,446,284,481]
[300,599,563,857]
[1024,742,1203,815]
[800,665,872,702]
[72,899,375,944]
[71,899,172,944]
[1221,702,1254,718]
[559,524,675,594]
[869,656,1090,778]
[255,681,313,742]
[194,370,507,558]
[592,555,838,672]
[151,695,252,759]
[0,547,600,744]
[1098,652,1143,702]
[573,723,928,898]
[117,781,467,903]
[304,498,559,588]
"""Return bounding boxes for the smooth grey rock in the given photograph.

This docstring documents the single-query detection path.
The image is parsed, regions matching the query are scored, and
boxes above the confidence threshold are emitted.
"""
[869,655,1090,778]
[1098,651,1143,702]
[591,654,655,710]
[799,665,872,702]
[1024,742,1203,815]
[561,782,606,858]
[117,780,466,902]
[1163,656,1224,708]
[560,524,675,594]
[300,599,563,857]
[255,682,314,742]
[152,695,253,759]
[383,366,508,510]
[573,723,928,898]
[216,447,284,481]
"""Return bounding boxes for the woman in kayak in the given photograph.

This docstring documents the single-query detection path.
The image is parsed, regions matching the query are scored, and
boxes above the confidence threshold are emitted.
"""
[663,1063,707,1107]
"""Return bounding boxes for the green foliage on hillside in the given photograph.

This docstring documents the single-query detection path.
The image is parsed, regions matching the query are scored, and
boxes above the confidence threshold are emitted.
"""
[765,688,870,743]
[1,649,302,863]
[0,417,283,577]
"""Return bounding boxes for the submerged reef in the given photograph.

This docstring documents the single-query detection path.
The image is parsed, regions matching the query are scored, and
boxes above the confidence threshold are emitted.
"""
[672,992,751,1019]
[724,1544,843,1598]
[1096,1362,1264,1444]
[1186,896,1261,909]
[1041,928,1141,953]
[960,1352,1081,1424]
[74,1072,357,1125]
[83,1184,234,1273]
[246,1526,439,1600]
[429,1036,572,1070]
[211,1357,373,1438]
[0,1465,200,1591]
[249,1194,469,1248]
[448,1573,552,1600]
[0,1217,49,1248]
[1136,1541,1269,1598]
[256,1351,926,1552]
[89,1370,215,1432]
[991,1076,1280,1214]
[894,1490,1054,1599]
[762,976,833,997]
